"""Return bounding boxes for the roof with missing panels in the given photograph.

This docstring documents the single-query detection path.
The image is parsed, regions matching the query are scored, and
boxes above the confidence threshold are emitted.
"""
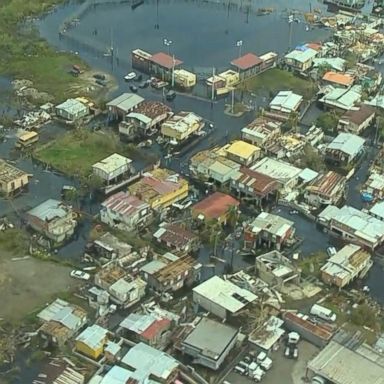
[101,191,149,217]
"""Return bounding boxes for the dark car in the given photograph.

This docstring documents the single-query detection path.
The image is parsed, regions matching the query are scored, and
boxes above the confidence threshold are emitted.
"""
[138,81,149,88]
[93,73,106,80]
[166,90,176,101]
[129,84,138,93]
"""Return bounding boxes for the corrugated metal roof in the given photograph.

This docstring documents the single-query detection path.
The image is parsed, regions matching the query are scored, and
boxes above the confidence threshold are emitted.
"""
[28,199,69,221]
[76,324,108,349]
[106,93,144,112]
[231,53,263,70]
[93,153,132,175]
[285,47,317,63]
[270,91,303,113]
[327,132,365,158]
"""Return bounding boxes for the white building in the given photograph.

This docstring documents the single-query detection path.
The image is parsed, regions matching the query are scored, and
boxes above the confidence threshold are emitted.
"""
[269,91,303,114]
[56,99,88,121]
[92,153,133,184]
[319,86,361,111]
[192,275,257,319]
[108,277,147,308]
[325,132,365,164]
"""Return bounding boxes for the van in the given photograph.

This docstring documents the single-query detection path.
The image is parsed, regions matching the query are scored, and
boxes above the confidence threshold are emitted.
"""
[234,366,246,375]
[310,304,337,322]
[327,246,337,257]
[15,131,39,149]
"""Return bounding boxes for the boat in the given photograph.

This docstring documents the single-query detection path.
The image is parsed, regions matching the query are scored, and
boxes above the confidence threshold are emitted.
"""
[324,0,366,13]
[257,7,274,16]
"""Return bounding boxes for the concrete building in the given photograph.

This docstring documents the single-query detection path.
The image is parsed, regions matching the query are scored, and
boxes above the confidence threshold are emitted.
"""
[91,232,134,261]
[119,313,172,349]
[307,340,384,384]
[230,52,263,79]
[255,250,301,289]
[108,276,147,308]
[319,85,361,111]
[284,47,318,71]
[244,212,295,251]
[161,111,205,143]
[322,71,354,88]
[223,140,261,166]
[251,157,302,189]
[128,168,188,210]
[75,325,109,360]
[318,204,384,250]
[153,222,199,252]
[192,275,257,319]
[174,69,196,89]
[149,51,183,81]
[305,171,346,207]
[107,93,144,120]
[131,48,152,73]
[313,57,346,72]
[369,200,384,221]
[337,104,375,134]
[100,191,151,231]
[269,91,303,114]
[0,159,29,196]
[37,299,87,346]
[325,132,365,165]
[26,199,76,243]
[92,153,133,185]
[206,70,240,92]
[55,98,88,121]
[241,117,281,147]
[249,316,285,351]
[180,317,239,370]
[364,173,384,201]
[230,167,279,207]
[140,254,201,293]
[95,264,126,291]
[321,244,372,288]
[191,192,239,224]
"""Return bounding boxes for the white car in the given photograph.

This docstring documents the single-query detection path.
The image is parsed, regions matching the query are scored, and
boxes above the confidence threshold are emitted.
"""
[70,270,90,281]
[124,71,136,81]
[257,352,272,370]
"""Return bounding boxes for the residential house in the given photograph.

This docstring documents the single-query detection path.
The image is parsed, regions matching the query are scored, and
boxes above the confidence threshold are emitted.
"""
[191,192,240,224]
[107,93,144,121]
[259,51,278,71]
[31,360,85,384]
[92,153,133,185]
[26,199,76,243]
[55,98,88,121]
[122,101,171,138]
[153,222,200,252]
[305,171,346,207]
[192,275,257,319]
[0,159,29,195]
[325,132,365,165]
[284,46,318,71]
[363,172,384,201]
[244,212,295,251]
[319,85,361,111]
[174,69,197,89]
[131,48,153,73]
[269,91,303,114]
[100,191,151,231]
[206,70,240,92]
[337,104,375,134]
[255,250,301,289]
[128,168,188,210]
[161,111,205,143]
[140,254,201,293]
[119,313,172,349]
[230,52,263,79]
[241,117,281,147]
[318,204,384,250]
[108,276,147,308]
[313,57,346,72]
[322,72,354,88]
[95,264,127,291]
[75,324,109,360]
[251,157,302,189]
[37,299,87,346]
[189,149,241,184]
[264,132,306,160]
[223,140,261,166]
[321,244,372,288]
[91,232,134,261]
[230,167,279,207]
[180,317,239,370]
[369,201,384,222]
[149,52,183,81]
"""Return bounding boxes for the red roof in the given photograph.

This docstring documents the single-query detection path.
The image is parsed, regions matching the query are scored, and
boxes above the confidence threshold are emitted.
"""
[231,53,263,70]
[150,52,183,69]
[192,192,239,220]
[140,318,171,340]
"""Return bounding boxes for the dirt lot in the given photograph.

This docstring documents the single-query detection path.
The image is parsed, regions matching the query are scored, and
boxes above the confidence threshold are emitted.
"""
[0,249,79,322]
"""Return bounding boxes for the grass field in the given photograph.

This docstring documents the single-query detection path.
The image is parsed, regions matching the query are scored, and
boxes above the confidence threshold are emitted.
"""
[35,130,123,178]
[239,68,316,99]
[0,0,86,101]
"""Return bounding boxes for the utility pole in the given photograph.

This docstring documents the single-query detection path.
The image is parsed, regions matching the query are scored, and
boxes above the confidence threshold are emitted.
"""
[236,40,243,58]
[211,67,215,101]
[171,55,175,88]
[231,88,235,113]
[288,14,294,51]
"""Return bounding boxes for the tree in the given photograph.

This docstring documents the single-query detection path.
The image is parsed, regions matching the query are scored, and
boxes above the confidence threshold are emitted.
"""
[350,303,376,328]
[300,144,326,172]
[317,63,333,78]
[316,112,340,135]
[226,204,239,228]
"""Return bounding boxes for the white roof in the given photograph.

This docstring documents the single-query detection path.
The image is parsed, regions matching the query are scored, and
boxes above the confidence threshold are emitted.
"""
[107,93,144,112]
[249,315,285,350]
[162,112,203,133]
[285,48,318,63]
[127,112,152,125]
[76,324,108,349]
[369,201,384,220]
[320,86,361,110]
[119,313,158,334]
[92,153,132,174]
[327,132,365,158]
[313,57,346,72]
[97,366,132,384]
[299,168,319,183]
[270,91,303,113]
[250,212,294,237]
[251,157,302,183]
[308,341,384,384]
[56,98,87,114]
[193,276,257,313]
[366,173,384,192]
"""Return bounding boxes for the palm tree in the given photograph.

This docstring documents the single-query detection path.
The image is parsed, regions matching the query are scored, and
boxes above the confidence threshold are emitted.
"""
[226,204,239,228]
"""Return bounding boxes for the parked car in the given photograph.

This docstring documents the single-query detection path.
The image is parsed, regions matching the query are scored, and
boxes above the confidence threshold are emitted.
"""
[124,71,137,81]
[129,84,138,93]
[234,366,246,375]
[166,90,176,101]
[139,80,149,88]
[70,270,90,281]
[93,73,106,80]
[257,352,272,370]
[310,304,337,322]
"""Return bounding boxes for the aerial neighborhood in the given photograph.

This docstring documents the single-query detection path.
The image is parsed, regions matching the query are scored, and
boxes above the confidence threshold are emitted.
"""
[3,1,384,384]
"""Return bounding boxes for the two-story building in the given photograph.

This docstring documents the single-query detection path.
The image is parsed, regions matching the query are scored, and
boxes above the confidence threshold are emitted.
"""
[337,104,375,134]
[241,117,281,147]
[75,324,109,360]
[284,46,318,71]
[0,159,29,196]
[223,140,261,166]
[92,153,133,186]
[325,132,365,165]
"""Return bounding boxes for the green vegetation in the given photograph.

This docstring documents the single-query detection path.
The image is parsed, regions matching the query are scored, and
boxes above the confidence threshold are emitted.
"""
[239,68,316,99]
[35,130,123,179]
[316,111,340,135]
[298,251,327,278]
[0,0,86,101]
[0,228,29,254]
[299,144,326,172]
